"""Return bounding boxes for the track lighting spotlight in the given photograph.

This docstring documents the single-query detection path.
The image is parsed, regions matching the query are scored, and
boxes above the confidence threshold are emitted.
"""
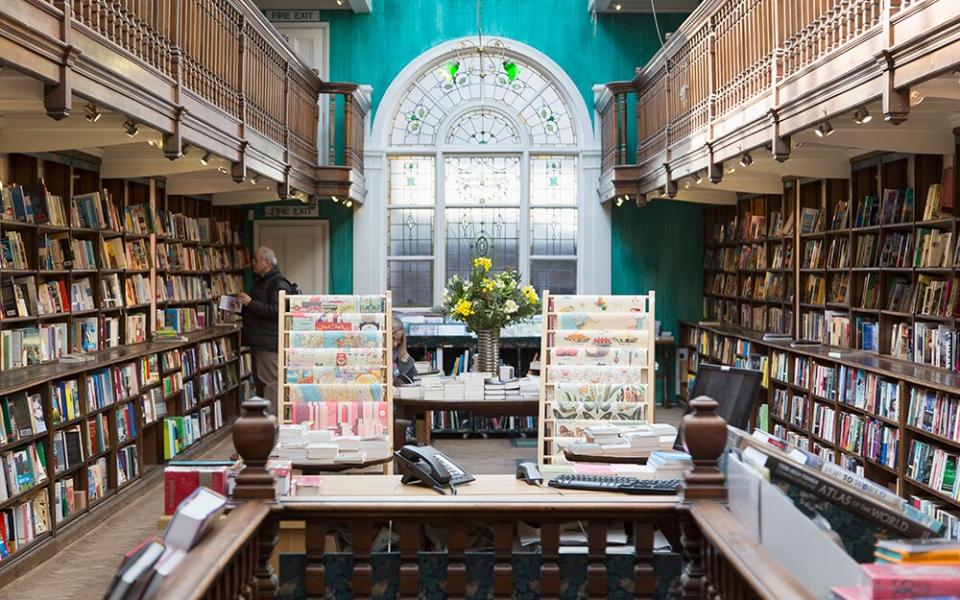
[614,3,622,9]
[739,152,753,168]
[250,174,260,185]
[694,172,704,185]
[954,69,960,83]
[217,166,228,174]
[345,199,353,208]
[852,106,872,125]
[123,118,139,137]
[725,164,736,174]
[815,121,835,137]
[909,90,925,106]
[616,197,624,207]
[200,152,212,166]
[331,196,340,203]
[147,138,162,147]
[84,102,102,123]
[683,179,691,190]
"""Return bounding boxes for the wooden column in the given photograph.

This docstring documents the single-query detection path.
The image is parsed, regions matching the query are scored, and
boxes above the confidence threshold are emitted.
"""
[679,396,728,600]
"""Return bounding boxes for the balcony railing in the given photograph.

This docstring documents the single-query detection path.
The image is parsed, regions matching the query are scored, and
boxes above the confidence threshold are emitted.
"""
[0,0,368,201]
[597,0,956,198]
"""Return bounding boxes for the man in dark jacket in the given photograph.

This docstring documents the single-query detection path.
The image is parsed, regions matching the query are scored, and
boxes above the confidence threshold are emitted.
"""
[238,247,292,415]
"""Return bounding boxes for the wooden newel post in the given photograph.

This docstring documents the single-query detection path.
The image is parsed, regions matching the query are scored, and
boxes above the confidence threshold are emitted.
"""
[232,397,278,501]
[680,396,727,501]
[679,396,728,600]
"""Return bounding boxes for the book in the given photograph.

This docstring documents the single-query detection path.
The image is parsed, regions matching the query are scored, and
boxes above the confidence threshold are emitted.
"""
[162,486,227,551]
[217,295,241,313]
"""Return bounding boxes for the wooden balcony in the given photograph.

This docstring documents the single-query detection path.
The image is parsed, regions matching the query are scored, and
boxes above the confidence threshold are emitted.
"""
[597,0,960,204]
[0,0,368,204]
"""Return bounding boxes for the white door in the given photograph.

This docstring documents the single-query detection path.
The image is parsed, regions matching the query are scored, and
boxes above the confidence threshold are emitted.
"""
[274,24,329,164]
[254,221,329,295]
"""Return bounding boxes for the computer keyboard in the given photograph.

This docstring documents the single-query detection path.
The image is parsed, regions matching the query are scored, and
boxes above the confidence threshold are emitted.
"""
[548,474,681,495]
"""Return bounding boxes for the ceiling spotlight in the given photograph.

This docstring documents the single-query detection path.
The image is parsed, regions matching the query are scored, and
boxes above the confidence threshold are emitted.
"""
[147,138,162,147]
[683,179,691,190]
[725,164,736,174]
[909,90,925,106]
[815,121,835,137]
[123,118,139,137]
[739,152,753,168]
[852,106,872,125]
[250,174,260,185]
[614,3,622,9]
[217,166,228,174]
[694,172,704,185]
[200,152,212,166]
[331,196,340,203]
[84,102,102,123]
[616,196,624,207]
[336,0,343,4]
[345,199,353,208]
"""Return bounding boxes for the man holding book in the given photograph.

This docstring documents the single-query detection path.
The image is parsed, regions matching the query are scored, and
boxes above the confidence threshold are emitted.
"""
[238,247,293,415]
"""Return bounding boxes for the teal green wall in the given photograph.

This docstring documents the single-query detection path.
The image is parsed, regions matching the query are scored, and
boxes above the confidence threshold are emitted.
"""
[257,1,688,294]
[612,200,705,400]
[245,201,353,293]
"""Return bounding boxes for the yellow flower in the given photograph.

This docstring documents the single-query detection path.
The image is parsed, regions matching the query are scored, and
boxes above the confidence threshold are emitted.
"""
[521,285,538,303]
[454,299,474,317]
[473,257,492,272]
[481,278,496,293]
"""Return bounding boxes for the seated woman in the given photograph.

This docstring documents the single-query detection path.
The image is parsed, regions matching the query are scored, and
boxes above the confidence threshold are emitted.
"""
[392,317,418,385]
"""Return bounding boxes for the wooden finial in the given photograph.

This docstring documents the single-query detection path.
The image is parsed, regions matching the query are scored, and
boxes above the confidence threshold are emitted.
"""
[680,396,727,501]
[232,396,278,501]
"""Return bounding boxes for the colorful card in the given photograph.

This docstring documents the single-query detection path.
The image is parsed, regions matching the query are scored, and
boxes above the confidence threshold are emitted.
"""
[549,346,648,366]
[285,367,384,385]
[286,313,384,331]
[549,295,650,313]
[285,348,383,367]
[288,295,385,314]
[286,383,384,403]
[549,382,648,405]
[552,330,647,348]
[550,312,649,331]
[286,400,388,437]
[547,365,647,385]
[287,330,381,349]
[549,399,648,422]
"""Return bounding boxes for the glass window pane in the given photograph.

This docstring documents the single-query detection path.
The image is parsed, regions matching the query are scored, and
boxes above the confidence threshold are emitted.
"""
[444,156,520,205]
[530,156,577,205]
[530,208,577,256]
[389,157,435,206]
[389,208,433,256]
[530,259,576,295]
[445,207,519,281]
[389,260,433,308]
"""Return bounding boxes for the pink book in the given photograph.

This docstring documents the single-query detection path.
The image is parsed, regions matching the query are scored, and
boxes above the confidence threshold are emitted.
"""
[863,564,960,599]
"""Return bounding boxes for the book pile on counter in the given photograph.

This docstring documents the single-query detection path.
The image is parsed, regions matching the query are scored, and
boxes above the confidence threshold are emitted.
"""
[566,424,666,459]
[163,459,292,514]
[272,423,391,465]
[104,487,228,600]
[394,375,541,402]
[832,562,960,599]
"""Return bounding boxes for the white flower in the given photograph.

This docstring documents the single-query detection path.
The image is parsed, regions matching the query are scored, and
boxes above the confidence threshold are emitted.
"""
[504,299,519,314]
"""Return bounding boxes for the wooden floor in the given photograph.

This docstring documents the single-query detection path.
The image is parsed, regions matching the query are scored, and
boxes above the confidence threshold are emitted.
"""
[0,407,684,599]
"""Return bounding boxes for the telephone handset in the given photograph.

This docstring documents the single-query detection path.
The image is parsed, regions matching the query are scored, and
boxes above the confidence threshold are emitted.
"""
[395,445,475,494]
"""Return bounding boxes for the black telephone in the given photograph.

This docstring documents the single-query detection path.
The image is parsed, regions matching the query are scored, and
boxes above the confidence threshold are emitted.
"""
[395,445,475,494]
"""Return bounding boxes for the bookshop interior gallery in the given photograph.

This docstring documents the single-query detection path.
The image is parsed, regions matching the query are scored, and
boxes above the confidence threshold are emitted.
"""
[6,0,960,599]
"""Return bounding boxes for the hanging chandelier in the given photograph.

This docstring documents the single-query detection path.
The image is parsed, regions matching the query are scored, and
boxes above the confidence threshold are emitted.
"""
[442,0,518,84]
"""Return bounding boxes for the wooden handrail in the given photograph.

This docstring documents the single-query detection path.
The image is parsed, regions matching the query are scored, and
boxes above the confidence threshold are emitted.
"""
[689,501,817,600]
[149,501,272,600]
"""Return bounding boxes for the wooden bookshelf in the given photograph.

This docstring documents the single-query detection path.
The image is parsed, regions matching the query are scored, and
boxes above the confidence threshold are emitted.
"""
[0,151,255,574]
[680,320,960,535]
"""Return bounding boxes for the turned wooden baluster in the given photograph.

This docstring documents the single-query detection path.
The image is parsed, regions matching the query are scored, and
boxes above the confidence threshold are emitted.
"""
[350,521,375,595]
[398,521,420,598]
[586,521,608,597]
[304,519,327,600]
[447,522,467,595]
[493,522,514,598]
[679,396,728,600]
[540,522,561,597]
[232,397,279,600]
[632,520,656,599]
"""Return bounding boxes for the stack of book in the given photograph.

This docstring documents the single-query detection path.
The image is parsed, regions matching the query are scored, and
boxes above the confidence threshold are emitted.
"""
[647,450,692,479]
[874,538,960,564]
[484,378,520,400]
[460,373,485,401]
[831,564,960,599]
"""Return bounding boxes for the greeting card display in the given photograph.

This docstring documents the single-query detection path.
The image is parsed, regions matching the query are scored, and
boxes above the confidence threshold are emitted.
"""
[538,292,656,466]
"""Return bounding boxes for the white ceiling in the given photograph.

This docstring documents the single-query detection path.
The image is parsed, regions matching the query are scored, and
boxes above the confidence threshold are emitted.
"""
[589,0,701,12]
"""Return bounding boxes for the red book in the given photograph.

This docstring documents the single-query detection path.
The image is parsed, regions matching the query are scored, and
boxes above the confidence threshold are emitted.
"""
[163,466,230,515]
[942,166,955,214]
[864,564,960,599]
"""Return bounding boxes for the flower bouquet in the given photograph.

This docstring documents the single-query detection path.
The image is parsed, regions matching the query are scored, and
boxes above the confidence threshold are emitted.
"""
[440,257,541,373]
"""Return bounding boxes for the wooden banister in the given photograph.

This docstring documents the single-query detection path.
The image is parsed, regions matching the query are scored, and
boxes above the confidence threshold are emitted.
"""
[149,502,273,600]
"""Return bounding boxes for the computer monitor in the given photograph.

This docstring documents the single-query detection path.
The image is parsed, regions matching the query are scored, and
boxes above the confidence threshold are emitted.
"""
[674,363,763,450]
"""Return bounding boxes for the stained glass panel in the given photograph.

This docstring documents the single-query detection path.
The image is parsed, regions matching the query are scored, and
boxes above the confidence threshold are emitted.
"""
[530,156,577,205]
[530,208,577,255]
[445,207,520,281]
[389,208,433,256]
[444,156,520,206]
[389,261,433,308]
[530,259,577,295]
[445,109,521,145]
[389,157,435,206]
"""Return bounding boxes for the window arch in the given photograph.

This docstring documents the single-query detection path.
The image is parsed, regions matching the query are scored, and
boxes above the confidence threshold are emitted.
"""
[380,39,589,308]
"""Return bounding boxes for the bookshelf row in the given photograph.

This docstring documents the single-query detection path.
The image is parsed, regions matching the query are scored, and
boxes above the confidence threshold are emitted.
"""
[679,320,960,537]
[702,152,960,372]
[0,152,249,373]
[0,326,252,567]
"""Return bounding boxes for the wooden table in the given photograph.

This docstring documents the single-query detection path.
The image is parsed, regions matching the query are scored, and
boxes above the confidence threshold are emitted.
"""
[394,397,539,446]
